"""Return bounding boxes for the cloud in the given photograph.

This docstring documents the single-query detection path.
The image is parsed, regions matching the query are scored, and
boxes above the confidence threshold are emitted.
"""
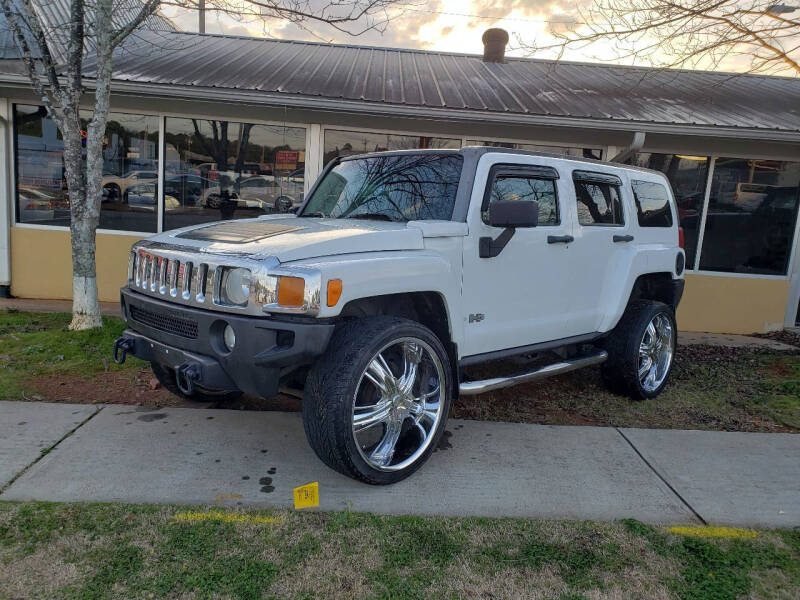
[159,0,799,75]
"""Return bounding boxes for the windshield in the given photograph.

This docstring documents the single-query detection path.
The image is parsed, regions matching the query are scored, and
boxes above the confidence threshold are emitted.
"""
[300,153,463,221]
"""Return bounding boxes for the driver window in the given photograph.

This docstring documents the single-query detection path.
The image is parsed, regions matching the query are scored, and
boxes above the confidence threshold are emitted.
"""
[483,175,559,226]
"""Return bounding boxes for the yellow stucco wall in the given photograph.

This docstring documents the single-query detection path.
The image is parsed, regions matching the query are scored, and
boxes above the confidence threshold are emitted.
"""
[677,273,790,334]
[10,227,141,302]
[9,227,794,334]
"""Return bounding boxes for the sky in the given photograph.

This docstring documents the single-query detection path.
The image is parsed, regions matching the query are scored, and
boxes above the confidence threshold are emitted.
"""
[160,0,798,75]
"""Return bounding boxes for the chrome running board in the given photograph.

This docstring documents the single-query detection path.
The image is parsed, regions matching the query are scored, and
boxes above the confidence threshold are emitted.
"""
[459,349,608,395]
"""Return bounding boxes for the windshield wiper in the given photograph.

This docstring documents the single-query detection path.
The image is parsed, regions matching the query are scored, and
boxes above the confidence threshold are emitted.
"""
[345,213,400,222]
[299,211,326,218]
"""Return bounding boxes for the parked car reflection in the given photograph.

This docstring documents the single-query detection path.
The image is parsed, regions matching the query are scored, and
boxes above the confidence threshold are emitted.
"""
[124,182,179,211]
[102,170,157,202]
[199,174,302,213]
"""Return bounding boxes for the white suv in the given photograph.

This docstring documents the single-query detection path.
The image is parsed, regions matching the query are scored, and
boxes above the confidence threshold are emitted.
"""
[114,147,686,484]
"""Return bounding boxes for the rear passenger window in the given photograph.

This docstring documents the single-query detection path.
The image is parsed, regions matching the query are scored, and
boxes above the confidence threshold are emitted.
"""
[631,180,673,227]
[485,175,559,226]
[574,179,624,226]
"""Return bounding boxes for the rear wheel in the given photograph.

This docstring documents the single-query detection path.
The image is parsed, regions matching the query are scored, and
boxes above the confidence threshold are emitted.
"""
[150,362,242,403]
[303,316,452,484]
[601,300,676,399]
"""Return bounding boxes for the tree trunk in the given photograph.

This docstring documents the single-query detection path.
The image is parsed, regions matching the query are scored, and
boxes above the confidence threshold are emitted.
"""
[63,124,102,330]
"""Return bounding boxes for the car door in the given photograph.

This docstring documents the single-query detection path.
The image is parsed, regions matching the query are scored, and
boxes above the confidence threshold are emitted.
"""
[460,156,578,359]
[565,169,634,334]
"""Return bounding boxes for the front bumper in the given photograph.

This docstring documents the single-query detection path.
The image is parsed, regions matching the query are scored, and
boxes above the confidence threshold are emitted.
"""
[119,287,335,397]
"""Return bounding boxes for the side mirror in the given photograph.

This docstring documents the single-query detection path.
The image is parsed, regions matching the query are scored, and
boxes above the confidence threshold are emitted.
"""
[488,200,538,228]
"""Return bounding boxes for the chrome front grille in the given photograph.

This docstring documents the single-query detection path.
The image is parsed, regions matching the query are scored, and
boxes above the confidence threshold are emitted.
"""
[132,250,215,307]
[127,243,279,317]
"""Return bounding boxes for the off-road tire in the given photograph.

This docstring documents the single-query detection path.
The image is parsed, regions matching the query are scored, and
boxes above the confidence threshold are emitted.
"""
[150,362,242,403]
[600,300,677,400]
[302,316,453,485]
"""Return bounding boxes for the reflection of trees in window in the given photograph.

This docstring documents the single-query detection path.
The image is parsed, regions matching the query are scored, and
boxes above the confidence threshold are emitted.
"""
[575,181,622,225]
[305,154,462,221]
[488,176,558,225]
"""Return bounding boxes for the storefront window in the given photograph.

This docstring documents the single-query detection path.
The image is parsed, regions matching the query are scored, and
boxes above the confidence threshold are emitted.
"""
[164,118,306,230]
[699,158,800,276]
[323,130,460,165]
[626,153,709,268]
[15,105,159,232]
[466,140,603,160]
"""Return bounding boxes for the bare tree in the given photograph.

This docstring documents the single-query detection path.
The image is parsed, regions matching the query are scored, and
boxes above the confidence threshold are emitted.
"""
[1,0,401,330]
[521,0,800,76]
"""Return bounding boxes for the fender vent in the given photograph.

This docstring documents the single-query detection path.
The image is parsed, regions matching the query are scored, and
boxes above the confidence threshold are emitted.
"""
[130,305,198,339]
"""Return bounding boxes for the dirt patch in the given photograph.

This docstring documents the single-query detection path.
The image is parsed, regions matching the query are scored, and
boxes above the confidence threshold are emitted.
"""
[26,367,177,406]
[25,366,301,411]
[751,329,800,348]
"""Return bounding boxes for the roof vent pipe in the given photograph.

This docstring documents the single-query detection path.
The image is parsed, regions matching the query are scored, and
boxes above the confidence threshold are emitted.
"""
[482,28,509,63]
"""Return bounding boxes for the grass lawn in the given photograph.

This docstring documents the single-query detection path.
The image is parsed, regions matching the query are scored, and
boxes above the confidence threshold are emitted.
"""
[1,308,799,432]
[0,501,798,600]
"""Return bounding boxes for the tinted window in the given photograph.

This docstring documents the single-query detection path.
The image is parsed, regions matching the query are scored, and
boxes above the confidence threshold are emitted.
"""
[302,153,463,221]
[625,153,709,268]
[574,180,624,225]
[14,104,159,232]
[699,158,800,276]
[632,180,673,227]
[163,117,306,230]
[484,175,558,226]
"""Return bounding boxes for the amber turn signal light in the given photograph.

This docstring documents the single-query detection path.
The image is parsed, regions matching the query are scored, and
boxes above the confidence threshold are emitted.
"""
[277,276,305,307]
[327,279,343,306]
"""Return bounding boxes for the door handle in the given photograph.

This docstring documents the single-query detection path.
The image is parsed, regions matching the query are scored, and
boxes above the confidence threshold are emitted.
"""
[613,234,634,243]
[547,235,574,244]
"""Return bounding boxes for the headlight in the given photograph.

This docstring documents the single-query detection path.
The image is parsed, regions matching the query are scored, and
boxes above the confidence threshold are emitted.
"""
[219,267,251,307]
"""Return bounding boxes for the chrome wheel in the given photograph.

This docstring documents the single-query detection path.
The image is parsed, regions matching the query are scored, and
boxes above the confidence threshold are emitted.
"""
[638,313,674,393]
[351,337,446,472]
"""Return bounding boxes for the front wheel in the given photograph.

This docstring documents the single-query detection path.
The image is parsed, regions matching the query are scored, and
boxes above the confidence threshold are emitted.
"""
[303,317,452,484]
[601,300,676,400]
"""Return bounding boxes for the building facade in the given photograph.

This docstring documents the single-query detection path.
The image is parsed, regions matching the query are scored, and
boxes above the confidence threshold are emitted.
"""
[0,30,799,334]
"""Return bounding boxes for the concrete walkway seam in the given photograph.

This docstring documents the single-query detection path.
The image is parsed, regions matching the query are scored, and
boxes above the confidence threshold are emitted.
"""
[0,405,105,495]
[615,427,707,525]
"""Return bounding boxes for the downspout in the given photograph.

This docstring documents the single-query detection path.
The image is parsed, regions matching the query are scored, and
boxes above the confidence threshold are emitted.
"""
[611,131,646,163]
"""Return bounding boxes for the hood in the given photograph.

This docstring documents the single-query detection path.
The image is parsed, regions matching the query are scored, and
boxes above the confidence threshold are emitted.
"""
[147,216,426,263]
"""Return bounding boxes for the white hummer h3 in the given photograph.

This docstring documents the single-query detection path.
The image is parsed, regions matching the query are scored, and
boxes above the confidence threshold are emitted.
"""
[114,147,686,484]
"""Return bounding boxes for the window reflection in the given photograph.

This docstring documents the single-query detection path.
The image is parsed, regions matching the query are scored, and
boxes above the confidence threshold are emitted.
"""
[323,129,460,165]
[486,176,559,225]
[699,158,800,275]
[574,180,624,226]
[164,118,306,230]
[631,180,673,228]
[302,153,463,221]
[626,153,709,267]
[15,104,159,232]
[466,139,603,160]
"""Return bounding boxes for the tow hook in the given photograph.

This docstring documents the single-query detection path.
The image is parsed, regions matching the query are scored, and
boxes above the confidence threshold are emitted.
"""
[112,337,135,364]
[175,363,202,396]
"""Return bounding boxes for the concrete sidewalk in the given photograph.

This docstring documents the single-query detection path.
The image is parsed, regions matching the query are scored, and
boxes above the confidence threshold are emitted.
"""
[1,401,797,527]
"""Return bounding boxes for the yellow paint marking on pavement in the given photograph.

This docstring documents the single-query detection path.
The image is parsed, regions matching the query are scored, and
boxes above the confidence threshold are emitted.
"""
[173,511,280,525]
[667,526,758,539]
[294,481,320,509]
